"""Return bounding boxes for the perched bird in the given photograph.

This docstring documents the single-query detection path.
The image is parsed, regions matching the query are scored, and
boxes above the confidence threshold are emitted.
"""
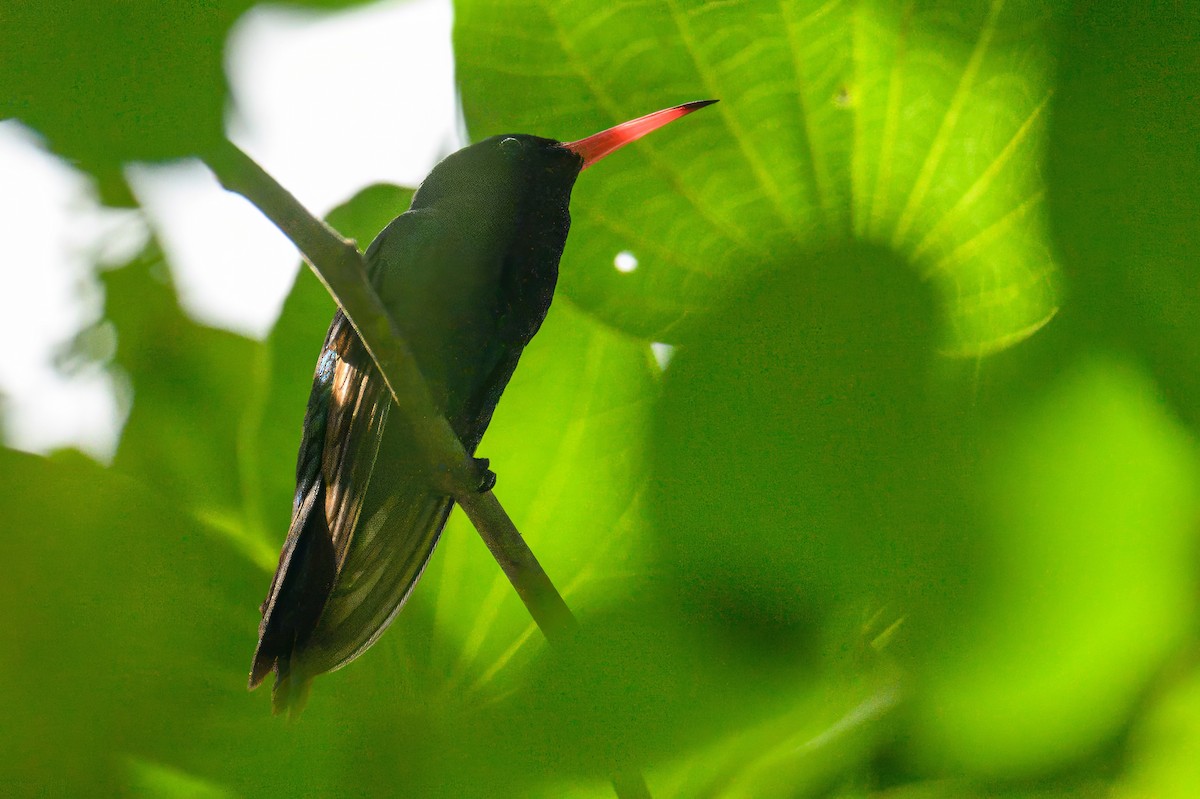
[250,100,717,712]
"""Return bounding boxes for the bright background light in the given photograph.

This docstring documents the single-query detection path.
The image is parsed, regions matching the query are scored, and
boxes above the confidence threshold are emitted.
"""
[613,250,638,273]
[0,0,458,460]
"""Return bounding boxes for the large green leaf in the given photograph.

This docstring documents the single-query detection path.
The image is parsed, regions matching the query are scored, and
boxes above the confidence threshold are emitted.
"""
[0,448,260,795]
[904,354,1200,777]
[649,243,954,637]
[406,296,658,691]
[455,0,1060,355]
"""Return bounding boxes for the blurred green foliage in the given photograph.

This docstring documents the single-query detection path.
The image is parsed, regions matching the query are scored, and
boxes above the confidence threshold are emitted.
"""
[0,0,385,203]
[2,0,1199,797]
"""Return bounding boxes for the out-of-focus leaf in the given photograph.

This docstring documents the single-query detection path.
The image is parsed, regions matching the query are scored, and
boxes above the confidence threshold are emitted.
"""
[0,2,243,198]
[95,242,268,563]
[649,244,957,646]
[654,670,901,799]
[239,183,415,553]
[126,759,236,799]
[865,783,1105,799]
[905,355,1200,777]
[455,0,1059,356]
[0,1,396,196]
[0,447,507,799]
[1046,2,1200,431]
[474,585,896,792]
[1116,659,1200,799]
[0,448,259,795]
[468,244,956,784]
[474,593,804,784]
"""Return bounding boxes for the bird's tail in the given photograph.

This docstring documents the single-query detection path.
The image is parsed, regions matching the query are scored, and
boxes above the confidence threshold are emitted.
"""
[271,660,313,719]
[299,487,453,676]
[248,479,336,716]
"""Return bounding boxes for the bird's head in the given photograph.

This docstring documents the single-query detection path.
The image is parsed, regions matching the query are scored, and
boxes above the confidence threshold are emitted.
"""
[410,100,717,221]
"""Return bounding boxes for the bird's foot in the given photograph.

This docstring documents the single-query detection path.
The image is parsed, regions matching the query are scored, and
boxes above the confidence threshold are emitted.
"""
[432,457,496,496]
[472,457,497,493]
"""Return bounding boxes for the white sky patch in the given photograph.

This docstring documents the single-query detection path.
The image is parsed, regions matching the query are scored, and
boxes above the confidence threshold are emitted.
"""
[0,123,145,460]
[614,250,639,273]
[227,0,459,205]
[126,158,302,339]
[650,342,676,371]
[129,0,460,339]
[0,0,457,456]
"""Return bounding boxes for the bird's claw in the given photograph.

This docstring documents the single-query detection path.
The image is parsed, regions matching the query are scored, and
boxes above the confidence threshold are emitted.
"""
[472,457,497,493]
[431,458,495,495]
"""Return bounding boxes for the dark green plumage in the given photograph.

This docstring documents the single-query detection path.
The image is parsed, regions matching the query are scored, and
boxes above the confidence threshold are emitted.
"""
[249,102,716,713]
[250,135,583,712]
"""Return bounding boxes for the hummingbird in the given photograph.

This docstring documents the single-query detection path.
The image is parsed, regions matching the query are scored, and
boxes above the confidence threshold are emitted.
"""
[250,100,717,712]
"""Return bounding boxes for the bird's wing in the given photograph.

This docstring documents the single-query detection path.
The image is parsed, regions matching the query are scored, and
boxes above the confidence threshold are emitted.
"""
[253,207,516,700]
[298,477,453,675]
[285,210,470,676]
[249,310,390,707]
[319,315,392,559]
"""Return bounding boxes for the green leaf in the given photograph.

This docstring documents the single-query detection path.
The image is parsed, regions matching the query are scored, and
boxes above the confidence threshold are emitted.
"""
[905,354,1200,777]
[454,0,1060,356]
[93,241,269,565]
[334,295,660,706]
[0,0,396,197]
[649,244,952,640]
[0,448,261,795]
[0,447,500,799]
[1047,2,1200,431]
[126,760,237,799]
[0,2,242,198]
[503,609,901,796]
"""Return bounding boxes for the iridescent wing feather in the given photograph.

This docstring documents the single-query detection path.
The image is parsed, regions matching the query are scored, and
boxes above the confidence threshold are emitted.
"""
[249,310,390,709]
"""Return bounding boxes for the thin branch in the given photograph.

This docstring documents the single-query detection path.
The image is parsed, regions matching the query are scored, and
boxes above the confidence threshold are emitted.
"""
[203,141,472,489]
[203,139,647,799]
[455,489,576,640]
[201,138,573,640]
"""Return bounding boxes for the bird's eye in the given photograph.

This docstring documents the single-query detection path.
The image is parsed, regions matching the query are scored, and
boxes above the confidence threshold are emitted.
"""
[500,136,521,153]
